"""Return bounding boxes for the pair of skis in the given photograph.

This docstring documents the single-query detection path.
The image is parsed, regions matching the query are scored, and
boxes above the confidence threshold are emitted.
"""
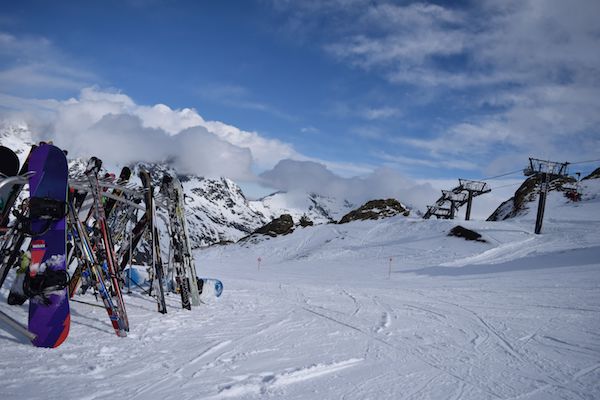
[67,157,130,337]
[160,175,199,309]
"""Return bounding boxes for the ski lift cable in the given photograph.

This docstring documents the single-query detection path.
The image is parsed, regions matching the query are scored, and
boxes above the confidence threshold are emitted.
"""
[474,156,600,182]
[478,169,523,181]
[489,182,522,190]
[570,158,600,165]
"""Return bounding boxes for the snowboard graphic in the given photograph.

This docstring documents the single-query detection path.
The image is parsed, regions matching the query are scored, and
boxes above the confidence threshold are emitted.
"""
[197,278,223,300]
[26,144,70,348]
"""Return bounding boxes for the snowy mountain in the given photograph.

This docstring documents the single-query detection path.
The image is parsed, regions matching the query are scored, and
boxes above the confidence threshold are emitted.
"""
[250,191,356,225]
[488,172,599,222]
[0,122,358,247]
[2,123,600,399]
[0,121,34,163]
[179,175,268,246]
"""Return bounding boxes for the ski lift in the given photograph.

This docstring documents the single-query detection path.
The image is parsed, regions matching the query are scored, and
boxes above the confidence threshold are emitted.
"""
[563,176,581,202]
[523,167,535,176]
[564,187,581,202]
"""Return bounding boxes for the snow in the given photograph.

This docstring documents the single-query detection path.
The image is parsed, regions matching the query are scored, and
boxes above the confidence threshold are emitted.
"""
[1,124,599,399]
[250,191,355,225]
[1,183,599,399]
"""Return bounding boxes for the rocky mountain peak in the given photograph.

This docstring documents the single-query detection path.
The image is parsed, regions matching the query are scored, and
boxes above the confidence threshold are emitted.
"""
[487,174,576,221]
[339,198,410,224]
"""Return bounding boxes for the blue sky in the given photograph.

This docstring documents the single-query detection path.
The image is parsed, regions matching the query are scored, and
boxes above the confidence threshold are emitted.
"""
[1,0,599,208]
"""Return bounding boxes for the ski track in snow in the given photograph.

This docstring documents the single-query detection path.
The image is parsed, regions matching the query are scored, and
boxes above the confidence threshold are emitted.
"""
[1,207,600,399]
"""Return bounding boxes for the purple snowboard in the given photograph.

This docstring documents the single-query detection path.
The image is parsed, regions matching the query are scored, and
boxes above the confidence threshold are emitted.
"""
[27,144,70,348]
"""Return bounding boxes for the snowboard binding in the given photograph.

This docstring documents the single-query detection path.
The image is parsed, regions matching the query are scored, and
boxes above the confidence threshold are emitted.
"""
[14,197,67,237]
[23,269,69,304]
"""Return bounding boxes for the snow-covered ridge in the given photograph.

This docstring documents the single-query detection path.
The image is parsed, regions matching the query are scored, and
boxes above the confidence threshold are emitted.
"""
[2,123,600,400]
[0,122,34,163]
[488,173,600,222]
[0,123,357,247]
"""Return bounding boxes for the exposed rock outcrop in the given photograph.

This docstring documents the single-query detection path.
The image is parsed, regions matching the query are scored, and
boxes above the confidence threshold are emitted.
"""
[339,199,409,224]
[582,167,600,181]
[487,174,575,221]
[299,215,314,227]
[448,226,486,242]
[252,214,295,237]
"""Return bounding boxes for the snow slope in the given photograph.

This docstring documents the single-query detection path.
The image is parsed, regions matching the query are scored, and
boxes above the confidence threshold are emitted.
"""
[1,123,599,399]
[1,203,599,399]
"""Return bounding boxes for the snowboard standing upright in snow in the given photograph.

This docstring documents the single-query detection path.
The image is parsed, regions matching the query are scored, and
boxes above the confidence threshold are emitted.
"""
[25,144,70,348]
[0,145,36,229]
[0,145,21,290]
[0,145,20,219]
[1,145,38,296]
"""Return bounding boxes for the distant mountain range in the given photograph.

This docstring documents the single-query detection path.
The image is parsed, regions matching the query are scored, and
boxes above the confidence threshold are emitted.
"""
[1,122,357,247]
[4,122,596,248]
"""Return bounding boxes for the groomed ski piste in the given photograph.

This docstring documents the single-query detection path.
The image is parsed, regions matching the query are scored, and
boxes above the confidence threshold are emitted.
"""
[1,180,599,399]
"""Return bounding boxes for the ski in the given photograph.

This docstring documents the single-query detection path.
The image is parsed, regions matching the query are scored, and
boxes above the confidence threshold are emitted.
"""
[67,198,127,337]
[85,157,130,331]
[104,166,132,218]
[140,170,167,314]
[161,174,197,309]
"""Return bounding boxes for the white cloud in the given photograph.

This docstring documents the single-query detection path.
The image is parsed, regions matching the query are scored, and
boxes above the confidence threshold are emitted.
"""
[272,0,600,167]
[51,111,255,181]
[300,126,319,134]
[260,159,437,210]
[8,87,298,173]
[316,1,600,89]
[1,85,388,182]
[401,83,600,163]
[324,2,467,78]
[361,107,402,120]
[0,87,300,179]
[0,32,96,94]
[2,87,426,205]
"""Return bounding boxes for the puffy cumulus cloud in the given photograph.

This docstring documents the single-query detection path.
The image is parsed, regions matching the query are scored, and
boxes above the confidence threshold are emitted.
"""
[175,127,254,181]
[2,87,300,179]
[260,159,437,210]
[2,87,397,197]
[134,104,204,135]
[54,113,254,181]
[57,87,298,170]
[200,119,298,170]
